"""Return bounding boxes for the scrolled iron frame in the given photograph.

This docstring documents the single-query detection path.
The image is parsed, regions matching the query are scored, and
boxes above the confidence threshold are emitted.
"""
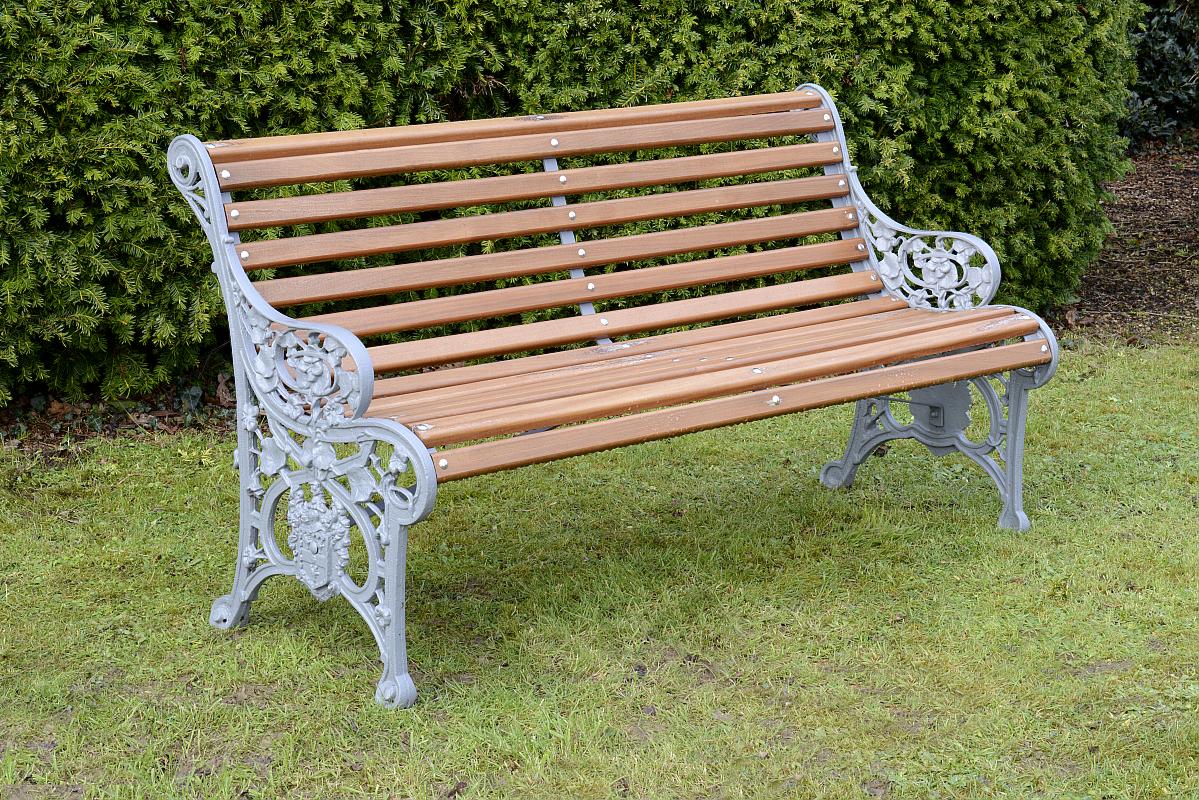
[799,84,1058,529]
[168,135,436,707]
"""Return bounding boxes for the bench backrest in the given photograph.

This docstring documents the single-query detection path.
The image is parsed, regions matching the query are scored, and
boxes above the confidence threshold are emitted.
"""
[197,86,883,378]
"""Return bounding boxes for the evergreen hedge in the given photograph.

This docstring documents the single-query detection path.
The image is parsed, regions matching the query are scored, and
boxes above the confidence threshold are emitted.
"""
[0,0,1141,404]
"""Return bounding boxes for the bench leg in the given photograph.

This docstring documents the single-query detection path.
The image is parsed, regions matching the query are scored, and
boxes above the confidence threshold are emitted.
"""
[820,369,1041,530]
[370,515,418,708]
[207,395,435,707]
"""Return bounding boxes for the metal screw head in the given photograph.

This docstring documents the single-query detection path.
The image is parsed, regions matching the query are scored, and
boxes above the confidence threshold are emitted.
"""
[550,138,559,147]
[823,114,832,121]
[838,179,846,187]
[1041,344,1049,352]
[229,209,240,219]
[599,318,609,326]
[847,212,856,221]
[870,274,878,281]
[535,114,545,120]
[414,423,431,431]
[577,248,586,257]
[240,250,249,260]
[586,282,595,290]
[568,211,577,220]
[751,367,763,374]
[768,395,782,406]
[559,175,567,184]
[856,243,866,251]
[832,146,841,154]
[438,458,448,469]
[220,169,231,179]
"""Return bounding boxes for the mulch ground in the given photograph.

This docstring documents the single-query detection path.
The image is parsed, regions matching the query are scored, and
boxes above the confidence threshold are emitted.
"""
[3,143,1197,456]
[1060,144,1199,342]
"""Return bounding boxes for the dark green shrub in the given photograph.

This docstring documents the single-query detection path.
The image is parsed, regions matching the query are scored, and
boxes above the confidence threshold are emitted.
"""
[1126,1,1199,143]
[0,0,1141,404]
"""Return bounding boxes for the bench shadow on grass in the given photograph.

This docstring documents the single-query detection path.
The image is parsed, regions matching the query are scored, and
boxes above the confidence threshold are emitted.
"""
[246,426,1025,703]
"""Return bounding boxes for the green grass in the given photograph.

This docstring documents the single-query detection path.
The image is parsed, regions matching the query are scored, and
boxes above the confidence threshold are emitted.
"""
[2,338,1198,799]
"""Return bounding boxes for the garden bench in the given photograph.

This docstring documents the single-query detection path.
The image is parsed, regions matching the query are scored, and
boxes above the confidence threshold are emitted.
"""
[168,84,1058,707]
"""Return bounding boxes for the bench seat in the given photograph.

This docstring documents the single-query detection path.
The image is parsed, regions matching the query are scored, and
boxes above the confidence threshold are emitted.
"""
[168,83,1057,707]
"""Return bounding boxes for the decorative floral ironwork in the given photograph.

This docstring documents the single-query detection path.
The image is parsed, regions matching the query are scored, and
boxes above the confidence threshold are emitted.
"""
[848,171,1001,311]
[287,486,352,601]
[229,283,365,432]
[863,214,998,310]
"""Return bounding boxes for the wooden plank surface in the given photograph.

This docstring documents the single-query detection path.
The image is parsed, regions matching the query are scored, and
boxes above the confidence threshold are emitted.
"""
[238,175,847,268]
[302,238,865,336]
[370,307,1015,420]
[206,92,824,164]
[369,296,903,398]
[223,142,843,230]
[431,340,1052,481]
[405,312,1042,446]
[364,271,883,372]
[216,110,836,189]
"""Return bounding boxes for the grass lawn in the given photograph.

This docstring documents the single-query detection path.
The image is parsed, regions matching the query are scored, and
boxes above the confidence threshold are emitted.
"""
[1,337,1197,799]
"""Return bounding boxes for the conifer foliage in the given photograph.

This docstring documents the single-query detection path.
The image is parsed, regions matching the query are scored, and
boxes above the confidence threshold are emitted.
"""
[0,1,1140,403]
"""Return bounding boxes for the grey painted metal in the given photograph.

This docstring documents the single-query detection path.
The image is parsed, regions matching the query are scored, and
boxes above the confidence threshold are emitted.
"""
[168,134,436,708]
[798,84,1056,529]
[799,83,1001,310]
[168,85,1059,708]
[541,155,612,345]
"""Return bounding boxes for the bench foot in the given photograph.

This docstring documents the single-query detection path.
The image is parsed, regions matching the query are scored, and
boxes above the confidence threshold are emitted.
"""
[821,367,1044,531]
[209,593,251,630]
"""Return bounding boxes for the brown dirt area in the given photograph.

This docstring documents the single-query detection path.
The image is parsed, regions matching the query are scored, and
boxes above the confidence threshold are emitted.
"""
[1060,147,1199,341]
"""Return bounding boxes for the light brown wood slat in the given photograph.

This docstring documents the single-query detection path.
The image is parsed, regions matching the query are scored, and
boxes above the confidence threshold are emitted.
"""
[223,143,844,231]
[239,175,847,268]
[366,271,886,373]
[408,312,1041,446]
[207,92,824,164]
[217,110,836,190]
[371,307,1015,421]
[252,207,862,307]
[371,308,925,417]
[303,238,864,337]
[432,340,1052,481]
[370,296,902,398]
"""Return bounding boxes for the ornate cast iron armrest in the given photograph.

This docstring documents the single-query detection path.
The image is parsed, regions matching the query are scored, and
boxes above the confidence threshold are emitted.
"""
[228,281,375,431]
[167,133,374,430]
[848,171,1002,311]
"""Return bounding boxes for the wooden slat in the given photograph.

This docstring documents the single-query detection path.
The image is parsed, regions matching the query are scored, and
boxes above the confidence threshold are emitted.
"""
[253,206,862,305]
[365,272,887,372]
[371,307,1016,420]
[207,92,824,164]
[223,142,843,231]
[432,340,1052,481]
[239,175,847,268]
[303,238,864,337]
[217,110,836,190]
[407,313,1042,446]
[370,296,903,398]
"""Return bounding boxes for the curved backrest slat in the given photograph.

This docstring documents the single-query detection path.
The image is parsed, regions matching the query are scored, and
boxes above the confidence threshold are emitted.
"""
[216,110,834,189]
[205,91,823,164]
[223,142,843,231]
